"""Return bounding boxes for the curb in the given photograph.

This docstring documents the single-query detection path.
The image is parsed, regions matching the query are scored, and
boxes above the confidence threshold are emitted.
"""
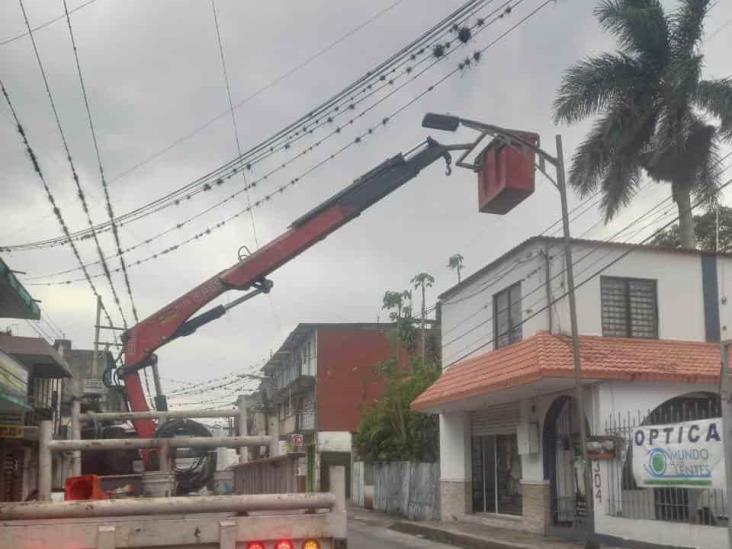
[389,521,535,549]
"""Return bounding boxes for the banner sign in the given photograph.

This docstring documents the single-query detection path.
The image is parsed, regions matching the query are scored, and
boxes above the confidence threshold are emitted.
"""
[632,418,725,489]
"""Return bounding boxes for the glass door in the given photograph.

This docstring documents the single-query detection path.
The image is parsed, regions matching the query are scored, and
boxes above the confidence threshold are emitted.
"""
[471,435,521,515]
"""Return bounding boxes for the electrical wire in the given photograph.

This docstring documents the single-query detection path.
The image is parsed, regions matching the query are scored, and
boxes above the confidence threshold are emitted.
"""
[0,0,98,46]
[105,0,409,187]
[1,79,119,333]
[443,172,732,366]
[27,0,548,286]
[61,0,139,325]
[2,0,498,252]
[17,0,128,327]
[209,0,259,248]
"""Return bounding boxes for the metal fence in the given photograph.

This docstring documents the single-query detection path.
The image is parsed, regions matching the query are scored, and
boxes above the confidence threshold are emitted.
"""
[604,395,727,528]
[353,461,439,520]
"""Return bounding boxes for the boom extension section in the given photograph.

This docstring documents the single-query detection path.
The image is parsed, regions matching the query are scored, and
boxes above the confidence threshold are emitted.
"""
[121,137,452,439]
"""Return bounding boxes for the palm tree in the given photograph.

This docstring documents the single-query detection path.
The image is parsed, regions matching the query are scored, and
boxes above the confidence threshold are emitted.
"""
[382,290,405,321]
[447,253,465,283]
[554,0,732,248]
[411,272,435,362]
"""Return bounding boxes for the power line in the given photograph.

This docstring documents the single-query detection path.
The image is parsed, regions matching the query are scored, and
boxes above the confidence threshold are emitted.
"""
[209,0,259,248]
[2,0,496,252]
[17,0,128,326]
[0,0,98,46]
[105,0,408,187]
[27,0,546,286]
[444,173,732,366]
[61,0,139,324]
[1,79,118,331]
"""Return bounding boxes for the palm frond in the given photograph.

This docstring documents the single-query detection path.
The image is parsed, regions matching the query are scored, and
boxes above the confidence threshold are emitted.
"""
[695,78,732,140]
[553,53,645,123]
[601,158,642,221]
[670,0,711,59]
[594,0,668,62]
[692,127,722,209]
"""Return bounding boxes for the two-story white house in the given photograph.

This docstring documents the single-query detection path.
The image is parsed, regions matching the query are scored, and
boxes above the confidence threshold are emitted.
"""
[413,236,729,549]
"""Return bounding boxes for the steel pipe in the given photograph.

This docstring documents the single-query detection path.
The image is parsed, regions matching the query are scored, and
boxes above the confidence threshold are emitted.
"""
[79,409,238,421]
[48,435,271,452]
[0,493,336,520]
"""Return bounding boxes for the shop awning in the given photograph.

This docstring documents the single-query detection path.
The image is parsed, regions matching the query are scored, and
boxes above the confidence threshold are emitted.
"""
[0,334,71,379]
[412,332,720,413]
[0,257,40,320]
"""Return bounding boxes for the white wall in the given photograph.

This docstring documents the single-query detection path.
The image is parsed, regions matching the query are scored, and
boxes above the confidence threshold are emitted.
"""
[441,240,729,367]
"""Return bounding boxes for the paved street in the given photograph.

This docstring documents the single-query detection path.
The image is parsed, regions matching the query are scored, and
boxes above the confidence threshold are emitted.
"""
[348,516,457,549]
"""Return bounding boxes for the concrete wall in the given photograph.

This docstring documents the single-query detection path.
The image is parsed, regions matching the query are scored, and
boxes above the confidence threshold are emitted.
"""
[441,241,732,366]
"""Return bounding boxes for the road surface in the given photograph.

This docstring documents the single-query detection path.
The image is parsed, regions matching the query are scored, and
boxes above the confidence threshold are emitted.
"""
[348,517,457,548]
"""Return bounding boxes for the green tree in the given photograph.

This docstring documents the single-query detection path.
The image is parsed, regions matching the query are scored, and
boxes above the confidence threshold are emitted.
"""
[652,206,732,251]
[554,0,732,249]
[354,356,440,463]
[447,253,465,283]
[411,272,435,362]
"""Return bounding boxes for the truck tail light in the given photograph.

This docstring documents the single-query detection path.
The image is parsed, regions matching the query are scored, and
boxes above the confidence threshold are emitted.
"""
[303,540,321,549]
[275,541,294,549]
[246,543,266,549]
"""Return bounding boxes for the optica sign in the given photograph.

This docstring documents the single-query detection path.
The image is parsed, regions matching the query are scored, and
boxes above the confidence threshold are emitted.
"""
[632,418,726,489]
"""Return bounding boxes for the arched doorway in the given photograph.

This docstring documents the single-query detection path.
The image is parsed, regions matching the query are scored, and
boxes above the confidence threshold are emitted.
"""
[543,395,592,537]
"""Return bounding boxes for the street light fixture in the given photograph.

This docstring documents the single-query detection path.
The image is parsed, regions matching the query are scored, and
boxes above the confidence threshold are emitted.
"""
[423,112,591,510]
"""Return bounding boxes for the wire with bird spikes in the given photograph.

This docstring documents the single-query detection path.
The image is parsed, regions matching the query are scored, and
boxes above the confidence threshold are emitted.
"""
[17,0,128,327]
[61,0,140,324]
[2,0,494,252]
[26,0,550,286]
[1,80,118,332]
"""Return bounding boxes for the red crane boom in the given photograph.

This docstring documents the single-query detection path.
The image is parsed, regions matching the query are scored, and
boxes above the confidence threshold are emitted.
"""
[120,138,452,440]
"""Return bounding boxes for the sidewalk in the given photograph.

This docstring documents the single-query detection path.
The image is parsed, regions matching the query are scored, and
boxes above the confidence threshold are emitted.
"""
[348,505,597,549]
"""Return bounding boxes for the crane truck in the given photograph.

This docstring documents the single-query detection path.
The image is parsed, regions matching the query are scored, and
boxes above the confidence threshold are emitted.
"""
[0,133,464,549]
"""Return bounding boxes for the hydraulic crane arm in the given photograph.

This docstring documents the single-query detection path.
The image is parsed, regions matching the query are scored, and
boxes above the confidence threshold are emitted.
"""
[121,137,452,438]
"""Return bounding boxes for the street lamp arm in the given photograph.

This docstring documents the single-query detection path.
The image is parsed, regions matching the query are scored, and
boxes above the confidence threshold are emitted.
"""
[422,113,559,166]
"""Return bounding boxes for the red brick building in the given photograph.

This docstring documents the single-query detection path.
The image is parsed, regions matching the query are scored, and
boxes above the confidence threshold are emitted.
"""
[256,323,428,494]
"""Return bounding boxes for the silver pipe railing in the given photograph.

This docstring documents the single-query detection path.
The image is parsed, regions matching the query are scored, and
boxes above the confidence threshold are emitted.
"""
[0,493,335,520]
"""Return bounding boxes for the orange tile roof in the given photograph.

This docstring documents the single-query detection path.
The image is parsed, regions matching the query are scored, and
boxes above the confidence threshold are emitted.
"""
[412,332,720,412]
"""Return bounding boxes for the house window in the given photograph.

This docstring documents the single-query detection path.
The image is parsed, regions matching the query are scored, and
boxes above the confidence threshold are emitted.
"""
[494,282,522,349]
[601,277,658,338]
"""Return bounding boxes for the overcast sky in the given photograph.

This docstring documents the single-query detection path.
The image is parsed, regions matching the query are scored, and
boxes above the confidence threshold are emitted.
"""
[1,0,731,406]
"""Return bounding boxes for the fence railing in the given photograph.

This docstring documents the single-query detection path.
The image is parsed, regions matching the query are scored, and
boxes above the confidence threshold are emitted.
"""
[604,397,727,529]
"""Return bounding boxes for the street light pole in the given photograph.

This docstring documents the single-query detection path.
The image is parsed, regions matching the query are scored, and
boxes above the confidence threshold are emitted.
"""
[421,112,591,517]
[555,134,591,516]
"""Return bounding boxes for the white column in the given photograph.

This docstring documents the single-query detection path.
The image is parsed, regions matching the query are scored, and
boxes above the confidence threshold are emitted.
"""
[439,411,471,520]
[38,420,53,501]
[71,399,82,477]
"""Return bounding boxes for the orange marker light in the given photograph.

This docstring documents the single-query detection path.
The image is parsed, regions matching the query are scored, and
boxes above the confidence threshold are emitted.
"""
[303,540,321,549]
[275,540,294,549]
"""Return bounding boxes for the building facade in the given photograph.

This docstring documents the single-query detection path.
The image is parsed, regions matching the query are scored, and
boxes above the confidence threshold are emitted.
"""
[254,323,412,495]
[413,237,730,549]
[0,257,71,501]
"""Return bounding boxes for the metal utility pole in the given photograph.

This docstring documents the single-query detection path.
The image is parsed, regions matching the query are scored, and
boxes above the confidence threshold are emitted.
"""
[91,295,102,379]
[720,342,732,546]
